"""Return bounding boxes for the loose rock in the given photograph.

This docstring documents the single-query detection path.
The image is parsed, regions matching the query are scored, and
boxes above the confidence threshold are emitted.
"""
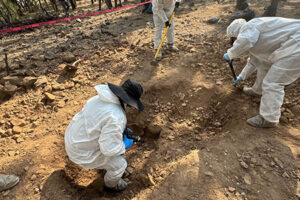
[34,76,48,88]
[44,92,56,101]
[22,77,37,88]
[243,173,251,185]
[228,187,236,193]
[62,52,76,63]
[240,161,249,169]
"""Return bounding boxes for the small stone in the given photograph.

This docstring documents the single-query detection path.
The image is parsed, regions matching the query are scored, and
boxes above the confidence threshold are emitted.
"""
[274,157,284,168]
[1,76,23,86]
[270,161,276,167]
[13,126,22,134]
[22,77,37,88]
[34,76,48,88]
[240,161,249,169]
[43,85,52,93]
[31,174,37,181]
[44,92,56,101]
[57,100,66,108]
[62,52,76,63]
[168,135,175,140]
[16,138,24,143]
[214,122,222,127]
[127,166,134,174]
[10,119,26,127]
[182,103,187,107]
[216,81,222,86]
[204,171,214,177]
[76,19,82,23]
[2,81,18,96]
[282,172,290,178]
[0,128,5,136]
[250,158,257,164]
[243,173,251,185]
[34,187,40,193]
[148,174,156,186]
[228,187,236,192]
[32,122,38,128]
[52,82,64,90]
[8,151,15,157]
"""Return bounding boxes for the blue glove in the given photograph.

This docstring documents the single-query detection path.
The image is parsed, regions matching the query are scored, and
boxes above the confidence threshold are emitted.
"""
[223,53,231,62]
[233,76,243,85]
[123,135,133,149]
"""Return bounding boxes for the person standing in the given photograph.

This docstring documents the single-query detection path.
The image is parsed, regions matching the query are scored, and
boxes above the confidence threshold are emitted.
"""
[152,0,181,60]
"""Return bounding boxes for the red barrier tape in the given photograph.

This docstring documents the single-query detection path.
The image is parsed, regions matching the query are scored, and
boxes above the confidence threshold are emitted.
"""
[0,0,152,34]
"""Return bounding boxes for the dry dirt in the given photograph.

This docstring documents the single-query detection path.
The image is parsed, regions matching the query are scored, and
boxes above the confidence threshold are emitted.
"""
[0,0,300,199]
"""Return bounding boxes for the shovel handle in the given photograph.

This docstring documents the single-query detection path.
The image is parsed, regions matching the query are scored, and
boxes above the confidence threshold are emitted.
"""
[228,60,237,80]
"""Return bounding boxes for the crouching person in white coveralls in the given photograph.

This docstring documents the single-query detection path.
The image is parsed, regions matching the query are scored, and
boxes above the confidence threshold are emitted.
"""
[65,79,144,191]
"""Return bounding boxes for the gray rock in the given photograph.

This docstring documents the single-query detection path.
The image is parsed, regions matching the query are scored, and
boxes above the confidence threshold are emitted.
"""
[1,76,23,86]
[34,76,48,88]
[240,161,249,169]
[22,77,37,88]
[62,52,76,63]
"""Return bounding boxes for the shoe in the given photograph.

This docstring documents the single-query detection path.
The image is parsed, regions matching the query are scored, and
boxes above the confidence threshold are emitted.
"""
[105,179,127,192]
[247,115,277,128]
[167,43,179,52]
[154,49,162,61]
[0,174,19,192]
[243,87,261,97]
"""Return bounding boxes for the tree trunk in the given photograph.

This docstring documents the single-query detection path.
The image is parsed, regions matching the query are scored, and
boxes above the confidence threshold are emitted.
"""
[0,1,13,23]
[262,0,280,16]
[38,0,50,16]
[236,0,248,10]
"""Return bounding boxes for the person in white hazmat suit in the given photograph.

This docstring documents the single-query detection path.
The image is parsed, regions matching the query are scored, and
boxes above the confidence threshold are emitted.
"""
[0,174,19,192]
[223,17,300,128]
[152,0,181,60]
[65,79,144,191]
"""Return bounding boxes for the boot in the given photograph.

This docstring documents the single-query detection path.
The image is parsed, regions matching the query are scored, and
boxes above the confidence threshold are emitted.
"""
[0,174,19,192]
[154,49,162,61]
[247,115,277,128]
[243,86,261,97]
[105,179,128,192]
[167,43,179,52]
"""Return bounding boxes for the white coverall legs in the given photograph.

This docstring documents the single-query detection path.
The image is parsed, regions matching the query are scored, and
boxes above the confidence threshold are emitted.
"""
[101,156,127,188]
[260,53,300,123]
[240,55,271,95]
[153,11,175,49]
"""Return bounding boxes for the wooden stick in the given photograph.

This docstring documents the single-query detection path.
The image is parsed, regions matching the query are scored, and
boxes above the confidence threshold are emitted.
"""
[4,53,9,75]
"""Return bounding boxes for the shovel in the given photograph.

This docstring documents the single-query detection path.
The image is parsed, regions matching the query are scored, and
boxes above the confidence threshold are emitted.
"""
[226,60,238,86]
[151,11,176,66]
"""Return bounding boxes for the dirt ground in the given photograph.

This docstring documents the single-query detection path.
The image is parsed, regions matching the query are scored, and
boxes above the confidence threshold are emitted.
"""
[0,0,300,199]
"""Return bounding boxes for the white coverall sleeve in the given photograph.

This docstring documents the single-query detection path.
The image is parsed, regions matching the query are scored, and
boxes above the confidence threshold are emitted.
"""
[152,0,169,23]
[227,25,260,60]
[239,56,257,80]
[98,116,125,157]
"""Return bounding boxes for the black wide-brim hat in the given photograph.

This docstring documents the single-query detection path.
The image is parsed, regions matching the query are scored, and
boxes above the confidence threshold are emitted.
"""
[108,79,144,112]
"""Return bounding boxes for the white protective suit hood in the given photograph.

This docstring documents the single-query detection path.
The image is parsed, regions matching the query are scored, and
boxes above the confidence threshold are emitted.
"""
[94,84,120,105]
[227,19,247,38]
